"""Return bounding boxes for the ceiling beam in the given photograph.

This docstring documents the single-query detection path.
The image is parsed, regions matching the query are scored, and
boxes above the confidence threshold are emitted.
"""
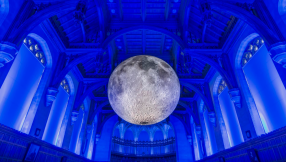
[142,30,146,54]
[160,34,166,54]
[123,34,128,54]
[164,0,171,21]
[141,0,146,22]
[118,0,123,21]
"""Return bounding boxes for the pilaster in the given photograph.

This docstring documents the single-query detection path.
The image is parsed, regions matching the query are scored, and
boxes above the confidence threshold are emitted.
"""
[71,111,79,125]
[45,87,58,107]
[228,88,242,109]
[208,112,216,126]
[0,43,18,68]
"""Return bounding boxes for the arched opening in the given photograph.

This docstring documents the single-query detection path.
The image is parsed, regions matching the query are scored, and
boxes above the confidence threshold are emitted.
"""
[42,76,74,145]
[237,34,286,132]
[216,78,244,147]
[0,34,50,131]
[21,33,53,134]
[212,74,242,148]
[198,99,217,156]
[69,99,89,155]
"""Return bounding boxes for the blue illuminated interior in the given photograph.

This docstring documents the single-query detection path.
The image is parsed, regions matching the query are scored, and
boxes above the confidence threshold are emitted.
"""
[1,0,286,161]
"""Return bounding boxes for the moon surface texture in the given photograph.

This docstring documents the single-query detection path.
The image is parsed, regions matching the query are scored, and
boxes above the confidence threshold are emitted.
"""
[108,55,180,125]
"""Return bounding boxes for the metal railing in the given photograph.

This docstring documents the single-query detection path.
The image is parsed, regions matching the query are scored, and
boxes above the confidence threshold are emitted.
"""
[111,136,176,156]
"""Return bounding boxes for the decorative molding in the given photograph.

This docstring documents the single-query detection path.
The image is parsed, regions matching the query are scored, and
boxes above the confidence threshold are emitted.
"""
[71,111,79,125]
[0,43,18,68]
[45,87,58,107]
[195,126,202,138]
[187,135,193,145]
[208,112,216,126]
[269,43,286,68]
[95,134,101,144]
[228,88,242,108]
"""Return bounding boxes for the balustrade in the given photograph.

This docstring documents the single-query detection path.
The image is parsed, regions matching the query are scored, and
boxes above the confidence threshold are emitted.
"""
[111,136,176,156]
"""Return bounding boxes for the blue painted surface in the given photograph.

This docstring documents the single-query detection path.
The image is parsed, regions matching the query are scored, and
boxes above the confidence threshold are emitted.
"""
[243,45,286,132]
[203,109,217,155]
[124,129,134,140]
[42,87,69,145]
[170,115,193,162]
[69,109,84,154]
[218,87,244,147]
[0,45,44,130]
[94,115,118,161]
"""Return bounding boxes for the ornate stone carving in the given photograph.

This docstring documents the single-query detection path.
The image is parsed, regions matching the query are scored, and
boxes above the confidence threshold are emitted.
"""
[228,88,241,108]
[71,111,79,125]
[195,126,202,138]
[269,43,286,68]
[0,43,18,68]
[208,112,216,126]
[45,87,58,107]
[187,135,193,145]
[95,134,101,144]
[86,124,93,134]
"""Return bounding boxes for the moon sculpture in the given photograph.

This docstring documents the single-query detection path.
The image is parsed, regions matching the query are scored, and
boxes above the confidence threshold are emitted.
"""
[108,55,180,125]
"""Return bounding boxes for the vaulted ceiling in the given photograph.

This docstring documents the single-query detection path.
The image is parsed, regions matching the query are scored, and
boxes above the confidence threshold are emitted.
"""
[41,0,238,114]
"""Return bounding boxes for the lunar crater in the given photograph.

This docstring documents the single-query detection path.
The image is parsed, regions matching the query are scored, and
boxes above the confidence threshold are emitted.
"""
[108,55,180,125]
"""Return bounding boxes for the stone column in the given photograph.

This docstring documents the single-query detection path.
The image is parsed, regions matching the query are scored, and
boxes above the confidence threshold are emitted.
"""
[228,88,241,109]
[0,43,18,87]
[45,87,58,107]
[208,112,216,126]
[195,126,206,157]
[71,111,79,125]
[84,124,93,158]
[269,43,286,88]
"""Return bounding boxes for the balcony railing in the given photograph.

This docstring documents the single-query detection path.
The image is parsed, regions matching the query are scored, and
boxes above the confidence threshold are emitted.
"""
[198,126,286,162]
[111,136,176,156]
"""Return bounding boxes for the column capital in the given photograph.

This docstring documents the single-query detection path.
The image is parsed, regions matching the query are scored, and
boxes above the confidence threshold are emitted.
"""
[195,126,202,138]
[86,124,93,134]
[228,88,241,108]
[95,134,101,144]
[269,43,286,68]
[71,111,79,125]
[0,43,18,68]
[187,135,193,145]
[208,112,216,126]
[45,87,58,107]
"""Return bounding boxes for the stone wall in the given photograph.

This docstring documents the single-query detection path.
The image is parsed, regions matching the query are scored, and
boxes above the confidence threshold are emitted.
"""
[0,123,92,162]
[198,125,286,162]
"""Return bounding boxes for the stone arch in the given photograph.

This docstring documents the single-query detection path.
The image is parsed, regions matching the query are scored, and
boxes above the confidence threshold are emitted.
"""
[124,128,134,141]
[169,115,194,161]
[51,49,103,89]
[210,1,280,47]
[213,74,231,149]
[180,82,214,111]
[20,33,53,134]
[8,1,78,46]
[93,115,118,161]
[178,101,199,125]
[55,73,76,147]
[234,33,265,136]
[88,100,110,124]
[74,80,108,111]
[101,25,187,49]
